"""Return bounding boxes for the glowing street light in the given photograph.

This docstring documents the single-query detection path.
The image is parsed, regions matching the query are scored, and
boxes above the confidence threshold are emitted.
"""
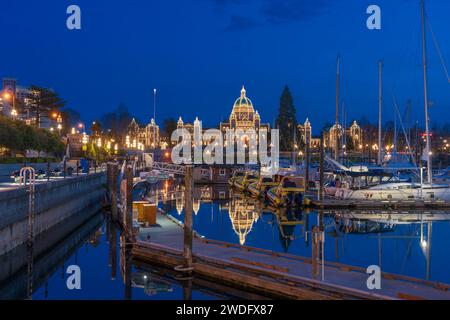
[82,133,88,145]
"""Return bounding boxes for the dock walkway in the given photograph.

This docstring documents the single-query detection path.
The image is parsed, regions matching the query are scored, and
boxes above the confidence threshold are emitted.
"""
[132,212,450,300]
[305,191,450,209]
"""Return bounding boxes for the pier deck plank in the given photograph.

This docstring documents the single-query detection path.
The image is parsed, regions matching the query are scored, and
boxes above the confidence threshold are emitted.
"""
[134,212,450,300]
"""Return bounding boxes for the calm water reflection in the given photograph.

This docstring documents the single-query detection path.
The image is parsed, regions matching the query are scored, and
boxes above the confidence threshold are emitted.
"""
[3,182,450,299]
[0,210,257,300]
[164,185,450,285]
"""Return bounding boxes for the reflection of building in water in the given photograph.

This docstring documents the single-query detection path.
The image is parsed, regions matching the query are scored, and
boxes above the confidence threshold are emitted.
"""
[193,185,230,202]
[227,197,259,245]
[176,193,184,215]
[193,199,200,215]
[131,272,173,296]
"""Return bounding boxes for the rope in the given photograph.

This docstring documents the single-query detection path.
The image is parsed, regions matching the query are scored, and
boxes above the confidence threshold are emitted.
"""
[426,13,450,83]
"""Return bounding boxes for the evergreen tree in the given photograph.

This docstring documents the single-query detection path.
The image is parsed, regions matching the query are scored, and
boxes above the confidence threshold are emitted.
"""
[162,118,177,138]
[276,86,298,151]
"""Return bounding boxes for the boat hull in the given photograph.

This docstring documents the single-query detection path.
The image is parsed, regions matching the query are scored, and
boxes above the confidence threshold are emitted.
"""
[337,184,450,202]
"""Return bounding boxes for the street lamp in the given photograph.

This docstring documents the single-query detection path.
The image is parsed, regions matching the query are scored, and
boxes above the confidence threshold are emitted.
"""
[82,132,88,156]
[57,123,62,136]
[78,123,85,133]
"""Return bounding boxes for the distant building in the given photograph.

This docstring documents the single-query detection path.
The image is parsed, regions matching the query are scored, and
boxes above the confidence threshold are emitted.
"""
[220,86,270,145]
[298,118,312,147]
[298,119,362,151]
[66,132,89,158]
[349,120,362,146]
[125,117,160,149]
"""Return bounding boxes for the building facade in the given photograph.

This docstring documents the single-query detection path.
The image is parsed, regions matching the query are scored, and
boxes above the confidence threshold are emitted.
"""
[220,86,270,144]
[297,118,363,151]
[125,117,160,149]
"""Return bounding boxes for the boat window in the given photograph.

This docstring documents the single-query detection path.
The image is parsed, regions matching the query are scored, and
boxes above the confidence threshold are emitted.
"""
[262,177,273,183]
[247,175,257,179]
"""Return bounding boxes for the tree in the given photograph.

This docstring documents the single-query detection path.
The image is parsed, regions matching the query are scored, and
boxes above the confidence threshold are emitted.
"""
[27,85,66,128]
[0,115,64,156]
[100,103,133,142]
[276,86,298,151]
[61,108,81,129]
[162,118,177,138]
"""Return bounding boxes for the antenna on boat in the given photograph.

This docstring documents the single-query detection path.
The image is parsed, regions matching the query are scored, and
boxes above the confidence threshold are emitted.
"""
[421,0,432,183]
[378,60,383,165]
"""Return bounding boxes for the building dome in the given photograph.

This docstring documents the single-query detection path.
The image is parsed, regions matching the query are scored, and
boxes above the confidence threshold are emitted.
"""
[232,86,254,113]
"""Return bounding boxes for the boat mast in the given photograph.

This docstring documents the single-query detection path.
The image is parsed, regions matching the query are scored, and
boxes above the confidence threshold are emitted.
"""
[421,0,432,183]
[335,55,340,160]
[378,60,383,165]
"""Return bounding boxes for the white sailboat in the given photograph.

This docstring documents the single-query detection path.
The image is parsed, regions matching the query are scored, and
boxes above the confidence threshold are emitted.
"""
[336,0,450,202]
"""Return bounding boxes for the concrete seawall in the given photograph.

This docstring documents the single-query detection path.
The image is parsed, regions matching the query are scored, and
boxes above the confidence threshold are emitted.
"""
[0,173,106,255]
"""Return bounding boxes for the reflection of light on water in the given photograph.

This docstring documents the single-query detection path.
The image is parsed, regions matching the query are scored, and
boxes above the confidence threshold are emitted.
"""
[193,199,200,215]
[421,240,428,250]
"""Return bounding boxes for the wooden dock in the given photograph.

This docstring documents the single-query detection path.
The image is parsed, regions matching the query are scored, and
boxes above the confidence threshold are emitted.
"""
[132,211,450,300]
[305,192,450,210]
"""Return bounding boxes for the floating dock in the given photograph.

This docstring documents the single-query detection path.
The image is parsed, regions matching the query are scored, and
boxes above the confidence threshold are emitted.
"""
[306,193,450,210]
[132,211,450,300]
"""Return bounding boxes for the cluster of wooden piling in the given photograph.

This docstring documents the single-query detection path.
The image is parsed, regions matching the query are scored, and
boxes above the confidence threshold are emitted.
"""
[106,162,135,239]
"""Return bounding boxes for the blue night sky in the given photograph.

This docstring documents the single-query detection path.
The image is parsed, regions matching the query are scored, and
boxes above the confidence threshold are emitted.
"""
[1,0,449,134]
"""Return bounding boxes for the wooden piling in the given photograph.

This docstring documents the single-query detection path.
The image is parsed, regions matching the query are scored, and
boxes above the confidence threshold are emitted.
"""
[184,165,194,270]
[107,162,119,220]
[305,137,310,192]
[125,165,133,238]
[319,134,325,204]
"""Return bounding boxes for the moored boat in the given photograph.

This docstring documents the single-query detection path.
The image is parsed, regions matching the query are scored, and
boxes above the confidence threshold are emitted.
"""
[266,176,305,208]
[248,176,279,198]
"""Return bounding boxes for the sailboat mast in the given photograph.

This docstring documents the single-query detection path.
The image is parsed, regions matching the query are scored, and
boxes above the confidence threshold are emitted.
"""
[378,60,383,165]
[335,55,340,160]
[421,0,432,183]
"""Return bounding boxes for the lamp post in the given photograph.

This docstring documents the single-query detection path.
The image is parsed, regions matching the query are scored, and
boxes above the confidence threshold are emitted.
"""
[153,88,157,149]
[78,123,85,134]
[82,132,88,157]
